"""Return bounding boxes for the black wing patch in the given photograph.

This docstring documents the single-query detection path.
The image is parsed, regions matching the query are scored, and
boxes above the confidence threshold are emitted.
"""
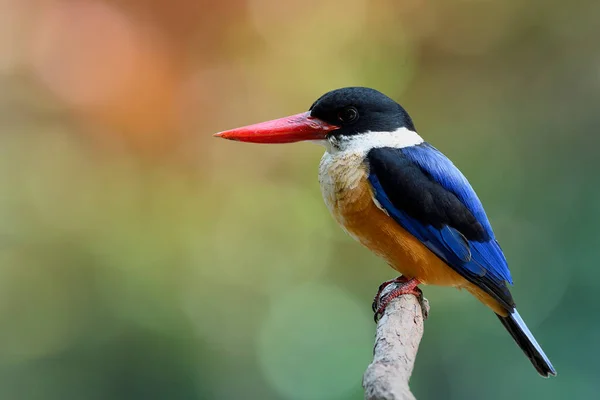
[367,147,488,242]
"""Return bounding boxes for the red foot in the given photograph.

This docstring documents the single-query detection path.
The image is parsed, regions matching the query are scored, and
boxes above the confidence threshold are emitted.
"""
[371,276,411,312]
[373,277,421,322]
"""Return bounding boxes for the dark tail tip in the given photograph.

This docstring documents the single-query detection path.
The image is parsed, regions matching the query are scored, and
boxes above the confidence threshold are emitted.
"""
[497,309,556,377]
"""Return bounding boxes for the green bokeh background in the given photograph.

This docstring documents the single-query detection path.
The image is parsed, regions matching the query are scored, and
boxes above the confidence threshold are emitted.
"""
[0,0,597,399]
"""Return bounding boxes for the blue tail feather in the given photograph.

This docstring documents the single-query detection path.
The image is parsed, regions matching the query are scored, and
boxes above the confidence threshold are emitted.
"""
[497,309,556,377]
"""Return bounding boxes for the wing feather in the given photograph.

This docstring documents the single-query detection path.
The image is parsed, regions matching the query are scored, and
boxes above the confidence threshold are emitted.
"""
[367,144,514,309]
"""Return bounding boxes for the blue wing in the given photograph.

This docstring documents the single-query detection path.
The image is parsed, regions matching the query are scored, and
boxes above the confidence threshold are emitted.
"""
[367,144,514,309]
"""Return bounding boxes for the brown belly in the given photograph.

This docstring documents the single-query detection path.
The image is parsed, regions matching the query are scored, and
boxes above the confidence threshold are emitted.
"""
[335,180,468,287]
[330,176,468,287]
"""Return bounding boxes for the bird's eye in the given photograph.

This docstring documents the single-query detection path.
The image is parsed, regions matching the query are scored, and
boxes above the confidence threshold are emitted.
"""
[337,106,358,124]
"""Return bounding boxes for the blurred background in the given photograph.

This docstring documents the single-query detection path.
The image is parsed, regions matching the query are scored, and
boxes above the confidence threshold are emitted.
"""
[0,0,597,399]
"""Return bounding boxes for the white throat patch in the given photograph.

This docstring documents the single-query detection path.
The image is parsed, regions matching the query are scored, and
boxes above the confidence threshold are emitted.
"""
[322,127,424,154]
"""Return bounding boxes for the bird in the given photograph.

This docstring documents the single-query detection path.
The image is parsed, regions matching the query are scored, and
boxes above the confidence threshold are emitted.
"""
[213,87,556,377]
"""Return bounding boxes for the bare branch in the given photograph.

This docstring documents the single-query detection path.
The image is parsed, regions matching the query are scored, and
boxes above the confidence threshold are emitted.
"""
[363,286,429,400]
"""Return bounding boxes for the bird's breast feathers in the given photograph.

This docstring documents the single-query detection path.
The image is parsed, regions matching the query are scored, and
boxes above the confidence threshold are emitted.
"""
[319,151,369,216]
[318,147,470,288]
[318,128,424,220]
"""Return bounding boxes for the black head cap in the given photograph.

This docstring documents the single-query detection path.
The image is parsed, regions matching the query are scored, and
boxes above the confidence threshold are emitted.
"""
[309,87,415,136]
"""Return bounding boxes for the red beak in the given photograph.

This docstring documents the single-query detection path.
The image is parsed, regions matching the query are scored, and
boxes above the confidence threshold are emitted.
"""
[213,112,339,144]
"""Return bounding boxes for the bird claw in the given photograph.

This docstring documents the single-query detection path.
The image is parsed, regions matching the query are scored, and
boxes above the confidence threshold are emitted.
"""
[371,276,410,313]
[372,277,424,323]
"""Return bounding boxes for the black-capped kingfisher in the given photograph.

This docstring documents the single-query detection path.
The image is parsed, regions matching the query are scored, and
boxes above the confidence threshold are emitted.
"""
[214,87,556,377]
